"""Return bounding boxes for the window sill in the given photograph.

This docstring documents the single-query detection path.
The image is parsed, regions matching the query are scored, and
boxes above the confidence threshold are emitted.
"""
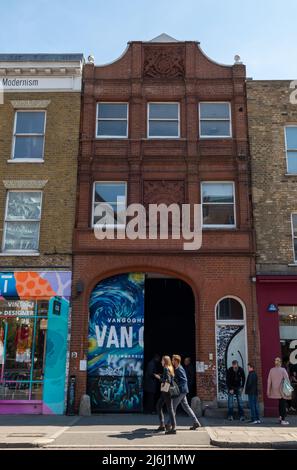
[288,263,297,266]
[202,226,237,230]
[0,252,40,256]
[7,159,45,163]
[199,136,232,140]
[285,173,297,177]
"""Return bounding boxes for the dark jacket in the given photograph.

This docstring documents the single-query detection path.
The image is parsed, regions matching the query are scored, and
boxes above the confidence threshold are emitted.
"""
[245,370,258,396]
[184,363,195,390]
[144,359,159,393]
[174,365,189,394]
[226,366,246,391]
[160,367,174,386]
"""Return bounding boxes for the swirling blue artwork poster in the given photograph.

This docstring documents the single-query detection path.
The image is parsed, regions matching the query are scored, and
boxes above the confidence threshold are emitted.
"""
[87,273,145,412]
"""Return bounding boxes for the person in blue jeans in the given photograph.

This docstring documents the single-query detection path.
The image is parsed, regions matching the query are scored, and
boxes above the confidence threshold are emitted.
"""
[166,355,200,431]
[226,360,246,421]
[245,363,261,424]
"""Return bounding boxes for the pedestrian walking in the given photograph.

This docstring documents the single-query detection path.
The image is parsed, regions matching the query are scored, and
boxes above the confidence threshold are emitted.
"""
[226,360,246,421]
[154,356,177,434]
[245,363,261,424]
[166,355,200,431]
[144,353,160,413]
[267,357,292,425]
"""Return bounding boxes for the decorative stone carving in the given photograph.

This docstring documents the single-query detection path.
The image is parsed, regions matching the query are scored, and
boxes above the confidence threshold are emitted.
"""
[11,100,51,109]
[143,47,185,79]
[3,179,48,189]
[143,180,185,206]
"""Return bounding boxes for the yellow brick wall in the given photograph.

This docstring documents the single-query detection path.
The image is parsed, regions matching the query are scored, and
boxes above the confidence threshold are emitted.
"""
[247,80,297,274]
[0,91,80,268]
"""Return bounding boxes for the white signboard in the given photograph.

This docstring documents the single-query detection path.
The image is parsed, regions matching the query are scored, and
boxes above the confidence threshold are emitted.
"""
[0,76,81,92]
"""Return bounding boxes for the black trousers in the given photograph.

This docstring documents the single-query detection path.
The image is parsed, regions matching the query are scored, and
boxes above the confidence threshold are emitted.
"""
[144,392,157,413]
[279,398,287,420]
[157,392,176,429]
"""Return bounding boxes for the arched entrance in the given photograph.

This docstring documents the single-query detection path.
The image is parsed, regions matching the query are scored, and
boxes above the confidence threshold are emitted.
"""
[87,272,196,413]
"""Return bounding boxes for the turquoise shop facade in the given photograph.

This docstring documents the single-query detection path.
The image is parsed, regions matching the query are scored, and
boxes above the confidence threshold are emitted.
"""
[0,271,71,414]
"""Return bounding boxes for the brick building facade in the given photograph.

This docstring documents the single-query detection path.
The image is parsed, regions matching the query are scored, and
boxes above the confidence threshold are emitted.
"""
[0,54,83,414]
[247,80,297,415]
[70,35,260,413]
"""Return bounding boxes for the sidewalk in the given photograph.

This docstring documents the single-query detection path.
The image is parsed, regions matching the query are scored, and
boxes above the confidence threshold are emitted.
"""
[0,414,211,449]
[201,415,297,449]
[0,414,297,449]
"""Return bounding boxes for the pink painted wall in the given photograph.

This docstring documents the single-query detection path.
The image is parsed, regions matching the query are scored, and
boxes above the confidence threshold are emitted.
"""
[257,276,297,416]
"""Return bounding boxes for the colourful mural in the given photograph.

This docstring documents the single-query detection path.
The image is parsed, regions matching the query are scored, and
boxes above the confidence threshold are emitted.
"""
[0,271,71,415]
[87,273,145,412]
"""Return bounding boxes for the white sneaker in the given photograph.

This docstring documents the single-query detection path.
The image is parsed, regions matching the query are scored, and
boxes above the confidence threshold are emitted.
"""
[281,420,289,425]
[257,420,261,424]
[252,420,258,424]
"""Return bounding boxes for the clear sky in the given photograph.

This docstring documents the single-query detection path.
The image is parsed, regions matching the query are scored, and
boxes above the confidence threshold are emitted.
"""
[0,0,296,79]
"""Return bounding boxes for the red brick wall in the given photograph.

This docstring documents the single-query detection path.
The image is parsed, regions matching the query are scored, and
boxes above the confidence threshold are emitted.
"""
[71,40,260,409]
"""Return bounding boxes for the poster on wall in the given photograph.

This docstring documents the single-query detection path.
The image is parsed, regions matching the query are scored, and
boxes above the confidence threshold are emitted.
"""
[216,324,247,401]
[87,273,145,412]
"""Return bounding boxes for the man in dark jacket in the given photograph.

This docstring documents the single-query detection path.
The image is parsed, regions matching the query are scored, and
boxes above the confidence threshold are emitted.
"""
[144,354,160,413]
[183,357,195,400]
[226,360,246,421]
[166,355,200,430]
[245,363,260,423]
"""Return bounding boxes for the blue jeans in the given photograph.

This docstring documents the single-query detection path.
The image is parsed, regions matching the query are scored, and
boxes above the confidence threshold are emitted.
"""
[248,394,260,421]
[228,389,244,418]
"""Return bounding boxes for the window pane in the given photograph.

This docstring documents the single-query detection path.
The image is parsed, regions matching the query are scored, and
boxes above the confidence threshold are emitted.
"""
[287,152,297,173]
[4,318,34,382]
[31,382,43,400]
[286,127,297,149]
[149,103,179,119]
[0,382,31,400]
[95,183,126,203]
[200,103,230,119]
[14,136,44,159]
[97,120,127,137]
[15,112,45,134]
[294,238,297,261]
[32,318,47,380]
[98,103,127,119]
[149,120,179,137]
[202,183,234,203]
[203,204,235,226]
[4,222,40,251]
[7,192,42,220]
[200,120,230,137]
[216,298,244,320]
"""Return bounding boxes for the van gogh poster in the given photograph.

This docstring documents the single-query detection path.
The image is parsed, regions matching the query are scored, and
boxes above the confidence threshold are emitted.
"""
[87,273,145,412]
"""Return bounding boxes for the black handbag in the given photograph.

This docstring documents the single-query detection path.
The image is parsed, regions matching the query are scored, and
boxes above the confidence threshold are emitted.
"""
[169,379,180,398]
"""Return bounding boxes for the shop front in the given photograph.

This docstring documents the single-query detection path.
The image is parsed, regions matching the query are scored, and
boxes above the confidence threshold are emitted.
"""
[257,276,297,416]
[0,271,71,414]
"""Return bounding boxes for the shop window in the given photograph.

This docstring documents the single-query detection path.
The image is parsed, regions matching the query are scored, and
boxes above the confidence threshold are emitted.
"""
[279,306,297,374]
[92,182,127,227]
[148,103,179,138]
[285,126,297,174]
[199,102,231,138]
[96,103,128,138]
[201,182,235,228]
[0,299,48,401]
[12,111,46,160]
[292,214,297,262]
[2,191,42,253]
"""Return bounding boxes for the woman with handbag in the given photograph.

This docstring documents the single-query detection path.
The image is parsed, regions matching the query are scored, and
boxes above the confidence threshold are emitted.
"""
[154,356,177,434]
[267,357,293,425]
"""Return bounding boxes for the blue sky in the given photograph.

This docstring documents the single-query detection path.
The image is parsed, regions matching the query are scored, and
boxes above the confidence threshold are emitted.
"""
[0,0,296,79]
